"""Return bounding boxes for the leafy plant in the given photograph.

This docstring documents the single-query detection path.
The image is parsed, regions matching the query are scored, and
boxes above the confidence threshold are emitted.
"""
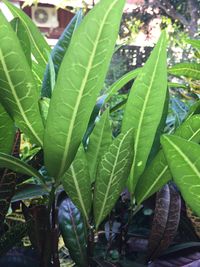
[0,0,200,266]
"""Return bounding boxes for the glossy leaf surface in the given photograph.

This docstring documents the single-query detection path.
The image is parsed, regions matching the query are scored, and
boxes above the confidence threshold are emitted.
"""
[44,0,125,179]
[86,110,112,182]
[161,135,200,217]
[122,31,167,194]
[3,0,50,67]
[168,63,200,80]
[58,198,88,267]
[61,146,92,221]
[93,129,133,229]
[42,11,82,98]
[10,17,31,67]
[135,115,200,204]
[0,12,44,147]
[0,104,15,154]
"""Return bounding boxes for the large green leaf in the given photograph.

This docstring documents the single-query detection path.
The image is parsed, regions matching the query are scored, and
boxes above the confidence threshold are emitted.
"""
[122,31,167,194]
[0,104,15,154]
[161,135,200,217]
[135,115,200,204]
[61,146,91,221]
[42,10,82,98]
[86,110,112,182]
[93,129,133,229]
[3,0,50,66]
[186,39,200,51]
[10,17,31,67]
[0,12,44,147]
[168,63,200,80]
[44,0,125,179]
[0,152,46,185]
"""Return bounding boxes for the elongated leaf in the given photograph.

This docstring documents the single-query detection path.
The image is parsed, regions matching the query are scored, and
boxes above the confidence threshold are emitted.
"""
[186,100,200,119]
[12,184,48,202]
[10,17,31,67]
[105,68,141,102]
[0,104,15,154]
[148,184,181,261]
[42,10,82,98]
[32,61,44,95]
[186,39,200,51]
[161,135,200,217]
[58,198,88,267]
[93,129,133,229]
[38,97,50,127]
[122,31,167,194]
[135,115,200,204]
[86,110,112,182]
[0,12,44,147]
[149,252,200,267]
[0,152,46,185]
[61,146,92,221]
[44,0,125,179]
[168,63,200,80]
[3,0,50,66]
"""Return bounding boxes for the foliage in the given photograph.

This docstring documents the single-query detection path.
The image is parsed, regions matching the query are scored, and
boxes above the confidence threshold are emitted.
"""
[0,0,200,266]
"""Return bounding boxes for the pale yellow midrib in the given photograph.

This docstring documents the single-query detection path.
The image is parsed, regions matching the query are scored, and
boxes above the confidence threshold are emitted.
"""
[130,36,165,187]
[166,137,200,178]
[10,6,48,65]
[96,133,127,227]
[57,0,120,179]
[0,49,42,146]
[140,126,200,203]
[70,165,89,221]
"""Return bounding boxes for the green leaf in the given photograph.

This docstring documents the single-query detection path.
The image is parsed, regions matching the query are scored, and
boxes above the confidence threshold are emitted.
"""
[61,146,92,221]
[105,68,141,102]
[39,97,50,127]
[58,198,88,267]
[161,135,200,217]
[0,12,44,147]
[44,0,125,179]
[86,110,112,182]
[186,100,200,120]
[10,17,32,67]
[42,10,83,98]
[186,39,200,51]
[135,115,200,204]
[32,61,45,95]
[0,103,15,154]
[0,152,46,185]
[168,63,200,80]
[3,0,50,66]
[122,31,167,194]
[93,129,133,229]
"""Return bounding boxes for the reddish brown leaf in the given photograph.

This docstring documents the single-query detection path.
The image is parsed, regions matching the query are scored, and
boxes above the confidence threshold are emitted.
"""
[148,184,181,260]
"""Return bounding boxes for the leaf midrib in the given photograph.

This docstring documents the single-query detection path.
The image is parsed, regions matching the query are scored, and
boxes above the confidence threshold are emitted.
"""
[57,0,119,179]
[96,133,127,228]
[0,49,42,146]
[130,35,165,186]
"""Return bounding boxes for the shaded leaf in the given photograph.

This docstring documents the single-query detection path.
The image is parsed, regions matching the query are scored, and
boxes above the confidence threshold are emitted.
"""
[58,198,88,267]
[93,129,133,229]
[38,97,50,127]
[0,104,15,154]
[135,115,200,204]
[61,146,92,221]
[0,153,46,186]
[122,31,167,195]
[12,184,48,202]
[186,100,200,119]
[148,184,181,260]
[0,12,44,147]
[10,17,31,67]
[44,0,125,179]
[168,63,200,80]
[161,135,200,217]
[149,251,200,267]
[86,110,112,182]
[42,10,82,98]
[3,0,50,66]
